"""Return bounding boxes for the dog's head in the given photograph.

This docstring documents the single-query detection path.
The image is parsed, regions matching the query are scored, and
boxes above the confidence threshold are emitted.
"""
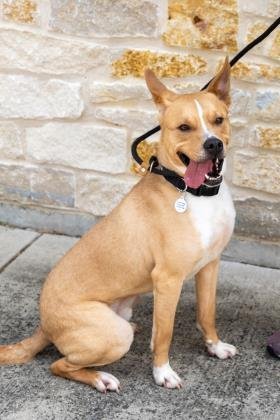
[145,58,231,189]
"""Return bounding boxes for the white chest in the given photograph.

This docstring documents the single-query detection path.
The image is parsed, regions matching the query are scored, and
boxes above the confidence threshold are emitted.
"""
[186,182,236,275]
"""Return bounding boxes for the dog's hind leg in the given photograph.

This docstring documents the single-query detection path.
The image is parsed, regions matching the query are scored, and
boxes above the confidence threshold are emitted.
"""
[49,302,134,392]
[51,358,121,393]
[195,258,237,359]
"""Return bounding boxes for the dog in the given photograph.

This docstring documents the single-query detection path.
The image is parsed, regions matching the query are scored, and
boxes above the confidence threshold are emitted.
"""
[0,57,237,392]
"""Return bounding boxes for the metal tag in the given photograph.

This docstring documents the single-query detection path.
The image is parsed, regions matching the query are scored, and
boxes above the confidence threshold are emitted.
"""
[174,194,188,213]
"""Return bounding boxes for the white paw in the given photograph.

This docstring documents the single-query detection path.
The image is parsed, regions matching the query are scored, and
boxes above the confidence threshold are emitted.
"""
[94,372,120,393]
[206,340,237,359]
[153,362,182,389]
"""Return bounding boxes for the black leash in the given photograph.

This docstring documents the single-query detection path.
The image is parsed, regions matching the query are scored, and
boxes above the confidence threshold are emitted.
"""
[131,17,280,168]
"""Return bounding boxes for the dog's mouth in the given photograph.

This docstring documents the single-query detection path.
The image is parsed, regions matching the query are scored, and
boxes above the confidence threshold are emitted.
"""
[177,152,223,189]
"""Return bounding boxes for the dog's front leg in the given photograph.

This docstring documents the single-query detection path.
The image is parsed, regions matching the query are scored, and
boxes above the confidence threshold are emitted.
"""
[195,258,237,359]
[151,267,183,389]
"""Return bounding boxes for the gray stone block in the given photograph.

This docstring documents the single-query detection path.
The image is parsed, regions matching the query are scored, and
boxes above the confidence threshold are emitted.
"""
[0,202,97,237]
[223,236,280,269]
[235,198,280,241]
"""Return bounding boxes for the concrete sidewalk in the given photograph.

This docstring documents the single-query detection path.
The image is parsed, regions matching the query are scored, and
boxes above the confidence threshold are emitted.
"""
[0,226,279,420]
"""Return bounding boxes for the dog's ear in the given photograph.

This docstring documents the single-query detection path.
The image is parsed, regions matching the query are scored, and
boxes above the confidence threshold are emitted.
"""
[207,57,231,105]
[145,69,177,109]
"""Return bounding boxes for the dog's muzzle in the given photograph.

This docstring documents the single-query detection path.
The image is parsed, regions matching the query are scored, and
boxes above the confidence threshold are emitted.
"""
[203,136,224,158]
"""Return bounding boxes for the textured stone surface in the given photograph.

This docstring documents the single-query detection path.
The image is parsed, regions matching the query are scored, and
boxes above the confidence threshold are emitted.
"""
[270,30,280,60]
[249,127,280,150]
[0,29,108,75]
[0,163,30,202]
[254,90,280,121]
[2,0,38,24]
[230,88,252,116]
[0,164,75,207]
[163,0,238,51]
[246,22,267,54]
[49,0,162,37]
[234,198,280,241]
[26,123,127,173]
[224,61,280,83]
[0,202,97,236]
[229,124,247,148]
[89,81,150,103]
[95,107,158,131]
[76,174,138,215]
[0,76,83,119]
[233,151,280,195]
[0,123,22,159]
[30,168,75,207]
[112,50,207,77]
[1,238,280,419]
[170,81,201,94]
[0,226,39,270]
[241,0,280,18]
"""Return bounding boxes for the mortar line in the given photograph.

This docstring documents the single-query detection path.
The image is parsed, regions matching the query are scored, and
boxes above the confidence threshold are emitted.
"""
[0,233,42,274]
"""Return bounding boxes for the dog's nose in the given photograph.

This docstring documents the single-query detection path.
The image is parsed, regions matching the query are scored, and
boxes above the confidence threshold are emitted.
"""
[203,137,223,156]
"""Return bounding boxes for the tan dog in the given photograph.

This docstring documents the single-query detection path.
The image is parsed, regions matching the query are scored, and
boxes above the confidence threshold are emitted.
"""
[0,58,237,392]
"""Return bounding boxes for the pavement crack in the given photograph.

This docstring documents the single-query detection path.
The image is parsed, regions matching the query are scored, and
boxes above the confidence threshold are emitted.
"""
[0,233,42,274]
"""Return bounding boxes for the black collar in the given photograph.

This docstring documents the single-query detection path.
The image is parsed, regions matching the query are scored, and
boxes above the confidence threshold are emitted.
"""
[148,156,223,197]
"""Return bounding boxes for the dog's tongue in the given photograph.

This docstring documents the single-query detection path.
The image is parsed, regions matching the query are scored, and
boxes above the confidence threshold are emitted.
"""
[184,159,213,189]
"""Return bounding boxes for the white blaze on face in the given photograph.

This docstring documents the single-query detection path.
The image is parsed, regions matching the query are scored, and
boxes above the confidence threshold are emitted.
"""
[194,99,212,138]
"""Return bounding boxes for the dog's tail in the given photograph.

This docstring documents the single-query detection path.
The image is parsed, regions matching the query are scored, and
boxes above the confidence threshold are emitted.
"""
[0,326,49,365]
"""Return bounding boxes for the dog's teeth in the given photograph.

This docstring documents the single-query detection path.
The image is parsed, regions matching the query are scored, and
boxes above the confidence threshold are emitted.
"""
[205,174,209,180]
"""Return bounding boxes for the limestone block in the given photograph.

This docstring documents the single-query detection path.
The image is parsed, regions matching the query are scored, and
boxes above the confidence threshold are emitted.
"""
[26,123,128,173]
[230,88,252,116]
[270,30,280,60]
[49,0,162,37]
[162,0,238,51]
[89,81,151,103]
[95,107,158,131]
[112,50,207,78]
[246,22,268,54]
[0,76,83,119]
[241,0,280,19]
[76,173,138,216]
[254,90,280,121]
[0,123,22,159]
[233,151,280,195]
[229,124,248,148]
[170,82,201,94]
[30,167,75,207]
[249,127,280,150]
[220,61,280,83]
[0,29,108,75]
[3,0,38,24]
[0,163,30,202]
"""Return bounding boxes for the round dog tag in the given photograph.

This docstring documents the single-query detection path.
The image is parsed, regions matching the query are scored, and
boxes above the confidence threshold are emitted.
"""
[174,196,188,213]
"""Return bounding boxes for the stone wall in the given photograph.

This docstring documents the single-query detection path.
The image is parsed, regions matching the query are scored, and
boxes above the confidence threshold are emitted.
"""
[0,0,279,239]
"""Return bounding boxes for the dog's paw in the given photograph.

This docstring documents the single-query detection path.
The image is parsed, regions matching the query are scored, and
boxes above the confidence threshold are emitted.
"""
[206,340,237,359]
[153,363,182,389]
[94,372,120,393]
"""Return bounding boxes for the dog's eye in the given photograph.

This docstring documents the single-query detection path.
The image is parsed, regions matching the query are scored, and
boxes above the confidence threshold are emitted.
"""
[215,117,224,125]
[178,124,191,132]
